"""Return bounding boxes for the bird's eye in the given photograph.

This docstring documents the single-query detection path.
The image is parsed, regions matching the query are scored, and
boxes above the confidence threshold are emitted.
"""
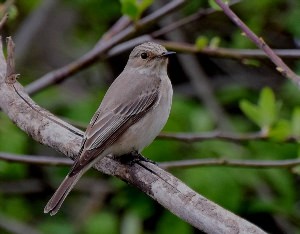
[140,52,148,59]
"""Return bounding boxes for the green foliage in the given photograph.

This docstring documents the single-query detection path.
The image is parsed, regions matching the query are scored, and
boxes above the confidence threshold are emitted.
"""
[83,212,118,234]
[0,197,31,220]
[284,7,300,37]
[209,36,221,49]
[0,114,29,179]
[208,0,222,11]
[39,219,74,234]
[120,0,153,21]
[195,36,208,49]
[0,114,28,154]
[156,211,193,234]
[240,87,278,130]
[269,119,291,141]
[291,107,300,138]
[120,211,142,234]
[7,5,18,20]
[195,36,221,49]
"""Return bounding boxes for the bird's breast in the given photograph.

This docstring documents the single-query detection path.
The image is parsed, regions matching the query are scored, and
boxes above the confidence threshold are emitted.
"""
[109,75,173,156]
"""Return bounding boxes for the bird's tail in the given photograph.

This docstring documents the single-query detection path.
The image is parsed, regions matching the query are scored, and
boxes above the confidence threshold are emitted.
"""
[44,172,82,216]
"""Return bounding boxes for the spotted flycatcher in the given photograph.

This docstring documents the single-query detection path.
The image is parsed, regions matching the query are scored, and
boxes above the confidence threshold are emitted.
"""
[44,42,175,215]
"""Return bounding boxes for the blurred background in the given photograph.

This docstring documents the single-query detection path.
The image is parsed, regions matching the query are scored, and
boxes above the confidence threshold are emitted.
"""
[1,0,300,233]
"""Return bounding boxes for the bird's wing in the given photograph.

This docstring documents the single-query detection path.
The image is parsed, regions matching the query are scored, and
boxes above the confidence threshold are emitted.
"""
[69,74,160,176]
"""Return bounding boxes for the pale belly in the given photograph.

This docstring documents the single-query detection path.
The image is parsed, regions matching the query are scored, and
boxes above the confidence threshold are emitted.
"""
[107,77,173,156]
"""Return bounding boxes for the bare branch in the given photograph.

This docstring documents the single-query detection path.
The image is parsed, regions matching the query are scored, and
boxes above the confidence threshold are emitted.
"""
[214,0,300,86]
[159,40,300,59]
[24,0,187,95]
[0,13,8,30]
[0,213,41,234]
[0,38,265,233]
[0,0,14,16]
[2,152,300,172]
[158,131,266,142]
[159,158,300,170]
[152,0,241,38]
[0,152,72,166]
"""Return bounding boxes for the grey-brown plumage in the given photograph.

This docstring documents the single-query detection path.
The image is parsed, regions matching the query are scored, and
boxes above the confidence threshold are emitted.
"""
[44,42,174,215]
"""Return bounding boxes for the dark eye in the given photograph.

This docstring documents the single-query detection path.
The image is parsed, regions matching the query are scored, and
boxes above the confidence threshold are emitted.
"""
[141,52,148,59]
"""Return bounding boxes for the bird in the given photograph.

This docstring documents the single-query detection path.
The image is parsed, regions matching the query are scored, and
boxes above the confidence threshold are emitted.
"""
[44,42,175,215]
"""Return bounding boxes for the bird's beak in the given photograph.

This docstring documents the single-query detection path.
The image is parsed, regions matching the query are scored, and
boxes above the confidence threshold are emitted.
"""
[160,51,176,58]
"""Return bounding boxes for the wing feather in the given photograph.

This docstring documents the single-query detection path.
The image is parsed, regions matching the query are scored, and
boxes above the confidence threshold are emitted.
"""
[69,89,159,176]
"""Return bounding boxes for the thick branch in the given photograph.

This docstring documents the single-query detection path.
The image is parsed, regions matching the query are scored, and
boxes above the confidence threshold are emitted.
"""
[0,38,265,233]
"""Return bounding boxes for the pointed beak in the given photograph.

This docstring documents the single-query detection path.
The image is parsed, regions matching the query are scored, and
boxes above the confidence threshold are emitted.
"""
[161,51,176,57]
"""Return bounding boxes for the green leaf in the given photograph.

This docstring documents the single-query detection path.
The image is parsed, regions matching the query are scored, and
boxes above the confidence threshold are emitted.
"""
[291,107,300,138]
[242,59,261,67]
[240,87,278,129]
[120,0,139,20]
[239,100,261,127]
[137,0,153,15]
[209,36,221,49]
[208,0,222,10]
[258,87,277,128]
[120,0,153,21]
[195,36,208,49]
[269,119,291,141]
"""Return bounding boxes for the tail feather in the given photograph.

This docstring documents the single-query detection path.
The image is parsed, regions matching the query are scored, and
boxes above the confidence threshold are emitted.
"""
[44,172,82,216]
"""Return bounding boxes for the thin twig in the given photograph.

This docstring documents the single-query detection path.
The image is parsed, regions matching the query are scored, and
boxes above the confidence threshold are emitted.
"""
[158,131,267,142]
[0,213,41,234]
[0,152,73,166]
[151,0,241,38]
[25,0,186,95]
[0,13,8,30]
[159,157,300,170]
[96,16,131,47]
[0,0,14,16]
[2,151,300,172]
[159,40,300,59]
[214,0,300,85]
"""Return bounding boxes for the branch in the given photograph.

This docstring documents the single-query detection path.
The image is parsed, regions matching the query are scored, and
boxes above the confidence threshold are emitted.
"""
[0,38,265,233]
[159,158,300,170]
[158,40,300,60]
[0,213,41,234]
[0,13,8,31]
[215,0,300,86]
[151,0,241,38]
[0,152,72,166]
[158,131,266,142]
[2,152,300,171]
[24,0,187,95]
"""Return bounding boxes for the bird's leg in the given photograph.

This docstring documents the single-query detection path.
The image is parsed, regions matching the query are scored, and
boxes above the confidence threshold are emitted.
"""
[131,151,157,165]
[115,150,157,166]
[114,151,161,178]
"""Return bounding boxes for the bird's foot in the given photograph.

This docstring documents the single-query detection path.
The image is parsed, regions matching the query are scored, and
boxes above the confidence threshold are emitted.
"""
[115,151,157,166]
